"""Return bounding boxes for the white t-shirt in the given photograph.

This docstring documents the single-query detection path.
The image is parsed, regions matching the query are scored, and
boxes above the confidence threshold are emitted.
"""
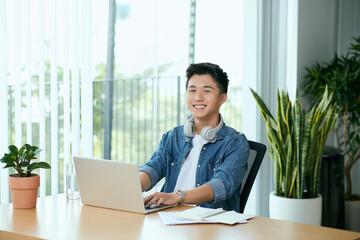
[174,134,209,191]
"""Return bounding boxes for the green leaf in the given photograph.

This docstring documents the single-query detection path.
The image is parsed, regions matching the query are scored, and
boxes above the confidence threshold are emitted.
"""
[19,152,27,161]
[284,136,293,197]
[19,161,30,168]
[19,146,25,155]
[298,106,316,198]
[8,145,18,155]
[3,162,16,168]
[34,147,42,155]
[24,144,32,152]
[1,155,14,164]
[250,88,276,122]
[10,155,17,161]
[31,145,39,152]
[27,162,51,173]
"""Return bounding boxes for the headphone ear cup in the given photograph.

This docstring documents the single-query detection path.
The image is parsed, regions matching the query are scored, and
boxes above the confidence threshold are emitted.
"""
[201,126,216,141]
[184,121,195,137]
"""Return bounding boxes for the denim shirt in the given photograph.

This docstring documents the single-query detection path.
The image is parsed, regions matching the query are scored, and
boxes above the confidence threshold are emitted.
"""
[138,123,249,212]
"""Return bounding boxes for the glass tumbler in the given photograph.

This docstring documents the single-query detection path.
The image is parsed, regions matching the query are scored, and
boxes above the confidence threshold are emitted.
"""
[66,162,80,200]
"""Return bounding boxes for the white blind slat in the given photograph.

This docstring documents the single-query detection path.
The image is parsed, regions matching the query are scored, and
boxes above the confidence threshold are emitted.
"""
[63,0,71,190]
[50,0,59,195]
[39,0,46,197]
[71,0,80,157]
[81,0,93,158]
[14,0,22,148]
[0,0,9,204]
[26,0,32,144]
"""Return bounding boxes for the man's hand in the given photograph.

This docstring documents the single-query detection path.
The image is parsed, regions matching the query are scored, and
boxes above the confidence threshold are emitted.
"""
[144,192,182,207]
[143,184,215,207]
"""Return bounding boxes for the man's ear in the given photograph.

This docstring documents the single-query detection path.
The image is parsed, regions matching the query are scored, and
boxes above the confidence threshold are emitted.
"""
[219,93,227,105]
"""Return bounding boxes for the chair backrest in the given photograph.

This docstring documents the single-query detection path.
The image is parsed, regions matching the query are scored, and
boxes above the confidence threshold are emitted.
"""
[239,140,267,213]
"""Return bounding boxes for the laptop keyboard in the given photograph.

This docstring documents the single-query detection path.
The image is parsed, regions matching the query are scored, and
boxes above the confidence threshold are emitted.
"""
[145,203,163,210]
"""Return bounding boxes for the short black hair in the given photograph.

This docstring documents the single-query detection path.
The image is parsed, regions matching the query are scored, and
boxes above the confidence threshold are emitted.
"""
[186,62,229,94]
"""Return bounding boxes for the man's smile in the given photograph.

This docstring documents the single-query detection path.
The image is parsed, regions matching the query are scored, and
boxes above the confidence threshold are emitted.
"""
[194,105,206,109]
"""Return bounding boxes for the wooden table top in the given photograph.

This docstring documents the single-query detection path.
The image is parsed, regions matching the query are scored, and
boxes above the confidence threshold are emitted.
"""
[0,194,359,240]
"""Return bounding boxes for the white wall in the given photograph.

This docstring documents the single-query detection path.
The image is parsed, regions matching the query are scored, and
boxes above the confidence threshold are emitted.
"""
[337,0,360,56]
[297,0,337,109]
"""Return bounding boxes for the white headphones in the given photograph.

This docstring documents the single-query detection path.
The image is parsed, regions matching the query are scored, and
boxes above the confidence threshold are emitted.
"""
[183,114,224,142]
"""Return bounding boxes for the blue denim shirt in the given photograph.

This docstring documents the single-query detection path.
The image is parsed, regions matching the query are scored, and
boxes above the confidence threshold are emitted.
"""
[138,124,249,212]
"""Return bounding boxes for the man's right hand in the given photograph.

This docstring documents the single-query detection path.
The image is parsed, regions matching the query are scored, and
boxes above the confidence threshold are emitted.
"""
[143,192,182,207]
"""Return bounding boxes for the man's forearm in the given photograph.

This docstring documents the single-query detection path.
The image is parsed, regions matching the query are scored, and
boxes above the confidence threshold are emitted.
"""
[139,171,151,192]
[183,184,215,204]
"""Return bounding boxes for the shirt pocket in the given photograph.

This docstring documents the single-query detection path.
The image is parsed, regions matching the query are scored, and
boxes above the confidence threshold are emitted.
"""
[207,156,222,178]
[164,150,182,168]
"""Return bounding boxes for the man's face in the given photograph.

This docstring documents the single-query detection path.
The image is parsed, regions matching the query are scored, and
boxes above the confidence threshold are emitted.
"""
[186,74,227,123]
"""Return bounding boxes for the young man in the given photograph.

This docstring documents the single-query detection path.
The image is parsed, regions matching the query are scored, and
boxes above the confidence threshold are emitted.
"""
[139,62,249,212]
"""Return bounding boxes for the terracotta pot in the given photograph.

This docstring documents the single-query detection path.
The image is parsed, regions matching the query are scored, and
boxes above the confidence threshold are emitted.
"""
[9,174,40,209]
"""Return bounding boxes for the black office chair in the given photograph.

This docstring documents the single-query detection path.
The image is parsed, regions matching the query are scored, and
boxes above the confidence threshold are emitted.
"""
[239,140,267,213]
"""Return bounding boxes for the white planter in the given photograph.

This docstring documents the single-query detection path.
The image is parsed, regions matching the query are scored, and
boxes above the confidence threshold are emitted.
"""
[269,191,322,226]
[345,200,360,232]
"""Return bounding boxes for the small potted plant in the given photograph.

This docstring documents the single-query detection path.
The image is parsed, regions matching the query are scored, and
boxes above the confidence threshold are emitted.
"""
[1,144,51,209]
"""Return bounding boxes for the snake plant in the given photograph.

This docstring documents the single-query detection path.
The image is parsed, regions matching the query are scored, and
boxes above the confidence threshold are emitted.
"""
[251,86,337,199]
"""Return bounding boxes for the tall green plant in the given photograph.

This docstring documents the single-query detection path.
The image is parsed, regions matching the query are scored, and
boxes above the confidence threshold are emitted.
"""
[302,37,360,201]
[251,86,337,199]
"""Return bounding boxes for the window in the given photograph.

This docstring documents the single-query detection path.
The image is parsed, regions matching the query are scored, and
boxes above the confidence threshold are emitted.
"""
[0,0,245,204]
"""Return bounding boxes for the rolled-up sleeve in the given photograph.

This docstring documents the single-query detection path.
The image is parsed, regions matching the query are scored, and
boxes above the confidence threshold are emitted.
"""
[206,178,227,202]
[138,165,159,189]
[205,134,249,203]
[138,133,169,189]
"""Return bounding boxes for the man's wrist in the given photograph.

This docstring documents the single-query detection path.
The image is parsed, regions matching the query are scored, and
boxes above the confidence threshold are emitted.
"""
[175,190,186,203]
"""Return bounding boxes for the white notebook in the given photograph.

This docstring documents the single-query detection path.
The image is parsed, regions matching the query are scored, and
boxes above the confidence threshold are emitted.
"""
[172,207,254,225]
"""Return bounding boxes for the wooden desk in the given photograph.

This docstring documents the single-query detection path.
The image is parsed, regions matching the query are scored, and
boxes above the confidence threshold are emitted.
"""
[0,194,359,240]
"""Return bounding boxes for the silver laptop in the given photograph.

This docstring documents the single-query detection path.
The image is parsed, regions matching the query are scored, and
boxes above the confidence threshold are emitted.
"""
[73,156,177,214]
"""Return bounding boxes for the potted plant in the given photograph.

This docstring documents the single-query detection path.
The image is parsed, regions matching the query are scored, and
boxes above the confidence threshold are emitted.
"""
[302,37,360,231]
[251,86,337,225]
[1,144,51,209]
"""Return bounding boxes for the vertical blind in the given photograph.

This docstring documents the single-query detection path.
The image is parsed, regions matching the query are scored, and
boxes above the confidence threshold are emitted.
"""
[0,0,247,207]
[0,0,9,204]
[0,0,93,204]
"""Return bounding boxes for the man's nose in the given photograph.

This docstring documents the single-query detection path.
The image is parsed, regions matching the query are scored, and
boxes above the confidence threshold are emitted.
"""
[194,91,204,101]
